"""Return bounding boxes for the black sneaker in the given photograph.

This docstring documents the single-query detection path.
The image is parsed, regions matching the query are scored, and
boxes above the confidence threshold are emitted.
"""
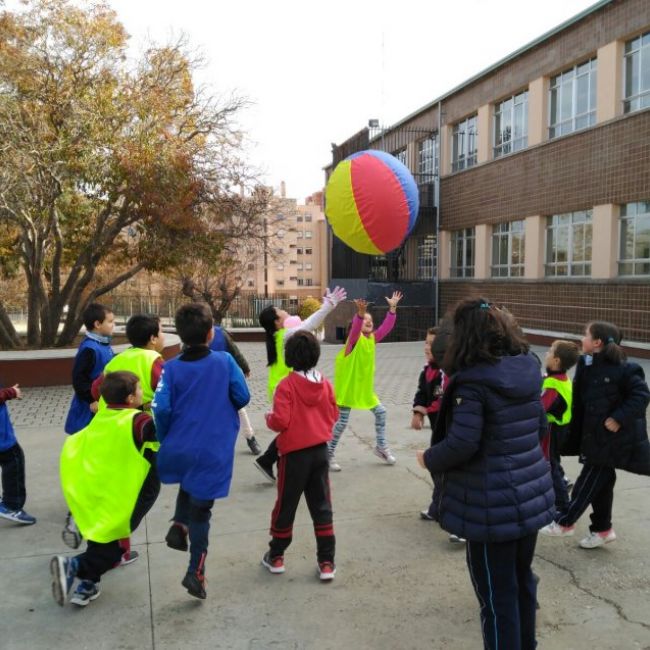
[254,459,276,483]
[246,436,262,456]
[182,571,207,599]
[165,523,189,552]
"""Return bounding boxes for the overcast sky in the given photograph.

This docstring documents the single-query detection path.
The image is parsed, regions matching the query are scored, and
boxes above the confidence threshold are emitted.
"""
[68,1,605,201]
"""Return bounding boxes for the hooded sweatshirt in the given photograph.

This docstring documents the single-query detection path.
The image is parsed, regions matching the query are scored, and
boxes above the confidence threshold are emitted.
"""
[265,371,339,455]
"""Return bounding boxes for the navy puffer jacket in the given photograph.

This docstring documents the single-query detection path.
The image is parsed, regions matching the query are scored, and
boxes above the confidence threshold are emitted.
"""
[423,353,554,543]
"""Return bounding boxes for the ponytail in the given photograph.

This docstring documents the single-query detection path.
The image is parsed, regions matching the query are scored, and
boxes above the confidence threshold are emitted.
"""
[258,306,279,366]
[588,321,626,364]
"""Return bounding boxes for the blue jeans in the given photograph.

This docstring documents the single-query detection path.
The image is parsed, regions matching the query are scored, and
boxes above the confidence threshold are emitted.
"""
[173,488,215,573]
[329,403,388,453]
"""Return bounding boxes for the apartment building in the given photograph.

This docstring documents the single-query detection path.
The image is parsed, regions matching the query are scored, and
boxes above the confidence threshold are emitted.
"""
[327,0,650,348]
[243,184,329,302]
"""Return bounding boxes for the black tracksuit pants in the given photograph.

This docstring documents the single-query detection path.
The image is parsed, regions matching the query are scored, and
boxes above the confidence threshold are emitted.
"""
[0,443,26,511]
[269,443,335,563]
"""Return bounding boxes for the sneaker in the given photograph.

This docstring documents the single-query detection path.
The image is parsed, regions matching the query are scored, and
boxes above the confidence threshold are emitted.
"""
[254,459,276,483]
[70,580,101,607]
[118,549,139,566]
[165,522,189,551]
[448,534,466,544]
[318,561,336,581]
[328,456,341,472]
[0,502,36,525]
[246,436,262,456]
[50,555,77,606]
[373,446,396,465]
[420,510,435,521]
[182,570,207,599]
[540,521,575,537]
[62,513,82,548]
[261,551,285,574]
[579,529,617,549]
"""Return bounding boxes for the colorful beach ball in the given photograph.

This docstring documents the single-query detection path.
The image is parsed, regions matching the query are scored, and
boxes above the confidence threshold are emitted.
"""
[325,150,419,255]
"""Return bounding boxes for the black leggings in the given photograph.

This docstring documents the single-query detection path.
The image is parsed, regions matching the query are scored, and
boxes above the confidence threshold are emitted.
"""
[0,443,26,511]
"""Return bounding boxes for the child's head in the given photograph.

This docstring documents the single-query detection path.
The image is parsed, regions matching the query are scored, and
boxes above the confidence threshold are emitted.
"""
[361,312,374,334]
[259,305,291,366]
[284,331,320,372]
[545,340,580,373]
[83,303,114,336]
[175,303,213,347]
[101,371,142,407]
[126,314,164,352]
[443,297,529,374]
[425,327,438,363]
[583,321,626,364]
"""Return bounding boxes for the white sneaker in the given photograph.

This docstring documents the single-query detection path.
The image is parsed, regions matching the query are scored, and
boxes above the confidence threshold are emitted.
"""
[579,529,616,549]
[328,457,341,472]
[540,521,575,537]
[448,534,466,544]
[374,446,396,465]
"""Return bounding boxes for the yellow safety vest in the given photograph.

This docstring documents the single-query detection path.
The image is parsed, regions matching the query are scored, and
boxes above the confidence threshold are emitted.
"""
[542,375,573,426]
[334,334,380,409]
[60,408,156,543]
[100,347,161,410]
[267,329,291,402]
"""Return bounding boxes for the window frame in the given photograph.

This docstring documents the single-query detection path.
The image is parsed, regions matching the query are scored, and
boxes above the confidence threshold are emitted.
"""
[491,220,525,277]
[624,31,650,113]
[544,210,593,277]
[618,201,650,276]
[450,228,475,278]
[451,115,478,172]
[493,91,528,158]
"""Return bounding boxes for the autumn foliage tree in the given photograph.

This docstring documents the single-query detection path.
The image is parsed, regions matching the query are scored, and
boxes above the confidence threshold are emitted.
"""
[0,0,250,348]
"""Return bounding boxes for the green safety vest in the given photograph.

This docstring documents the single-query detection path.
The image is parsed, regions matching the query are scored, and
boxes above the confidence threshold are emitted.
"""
[334,334,380,409]
[267,328,291,402]
[542,375,573,426]
[60,408,157,543]
[100,347,162,409]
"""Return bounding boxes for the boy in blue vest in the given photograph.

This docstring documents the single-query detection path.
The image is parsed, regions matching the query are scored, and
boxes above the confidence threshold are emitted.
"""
[153,303,250,599]
[0,382,36,525]
[209,325,260,455]
[540,340,580,511]
[64,303,115,434]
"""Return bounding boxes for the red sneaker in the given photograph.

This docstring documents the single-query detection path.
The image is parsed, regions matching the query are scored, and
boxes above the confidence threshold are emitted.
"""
[318,561,336,581]
[261,551,285,574]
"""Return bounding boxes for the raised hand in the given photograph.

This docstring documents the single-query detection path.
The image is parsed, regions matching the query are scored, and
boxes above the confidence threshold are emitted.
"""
[324,285,347,307]
[354,298,368,316]
[385,291,403,312]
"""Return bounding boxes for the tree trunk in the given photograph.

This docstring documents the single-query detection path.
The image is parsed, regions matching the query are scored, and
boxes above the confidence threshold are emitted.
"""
[0,302,21,349]
[25,276,42,347]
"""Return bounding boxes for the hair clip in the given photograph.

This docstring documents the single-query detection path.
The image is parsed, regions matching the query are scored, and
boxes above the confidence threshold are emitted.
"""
[606,336,615,344]
[479,303,490,310]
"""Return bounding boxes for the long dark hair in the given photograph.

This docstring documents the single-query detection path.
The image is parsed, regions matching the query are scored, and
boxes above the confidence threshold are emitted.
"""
[259,305,279,366]
[588,321,626,364]
[442,297,529,375]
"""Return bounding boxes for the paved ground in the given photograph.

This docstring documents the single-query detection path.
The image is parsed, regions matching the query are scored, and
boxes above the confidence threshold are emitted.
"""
[2,342,650,650]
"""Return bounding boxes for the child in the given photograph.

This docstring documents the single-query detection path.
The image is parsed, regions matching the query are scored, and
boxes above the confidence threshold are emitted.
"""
[410,327,447,522]
[152,303,250,599]
[262,331,339,580]
[540,340,580,512]
[65,314,165,554]
[50,371,159,607]
[64,303,115,434]
[541,321,650,548]
[209,324,261,455]
[0,382,36,525]
[328,291,403,471]
[254,286,347,482]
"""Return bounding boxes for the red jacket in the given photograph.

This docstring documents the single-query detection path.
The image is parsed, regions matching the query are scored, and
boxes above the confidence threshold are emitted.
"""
[266,372,339,455]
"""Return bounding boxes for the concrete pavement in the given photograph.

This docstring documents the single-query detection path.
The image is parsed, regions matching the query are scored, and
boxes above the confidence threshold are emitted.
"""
[1,341,650,649]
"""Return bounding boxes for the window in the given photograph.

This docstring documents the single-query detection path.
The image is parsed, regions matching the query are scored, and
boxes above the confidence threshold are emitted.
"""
[297,248,303,255]
[305,247,313,255]
[450,228,475,277]
[297,216,303,222]
[619,201,650,276]
[624,32,650,113]
[305,262,312,270]
[418,134,439,180]
[247,280,254,287]
[289,276,297,281]
[277,229,285,239]
[305,215,312,222]
[494,91,528,157]
[276,280,285,287]
[277,263,284,271]
[491,221,525,277]
[297,232,303,239]
[452,116,478,172]
[545,210,592,277]
[417,235,436,280]
[297,263,303,270]
[549,59,597,138]
[290,260,297,265]
[297,279,304,286]
[275,248,284,255]
[247,263,254,270]
[305,278,313,286]
[394,148,407,165]
[305,231,312,239]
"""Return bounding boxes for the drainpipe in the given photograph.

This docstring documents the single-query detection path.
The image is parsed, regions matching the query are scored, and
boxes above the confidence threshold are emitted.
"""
[434,100,442,325]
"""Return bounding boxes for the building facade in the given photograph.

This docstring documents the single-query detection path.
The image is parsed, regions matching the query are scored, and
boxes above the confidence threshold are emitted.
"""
[328,0,650,348]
